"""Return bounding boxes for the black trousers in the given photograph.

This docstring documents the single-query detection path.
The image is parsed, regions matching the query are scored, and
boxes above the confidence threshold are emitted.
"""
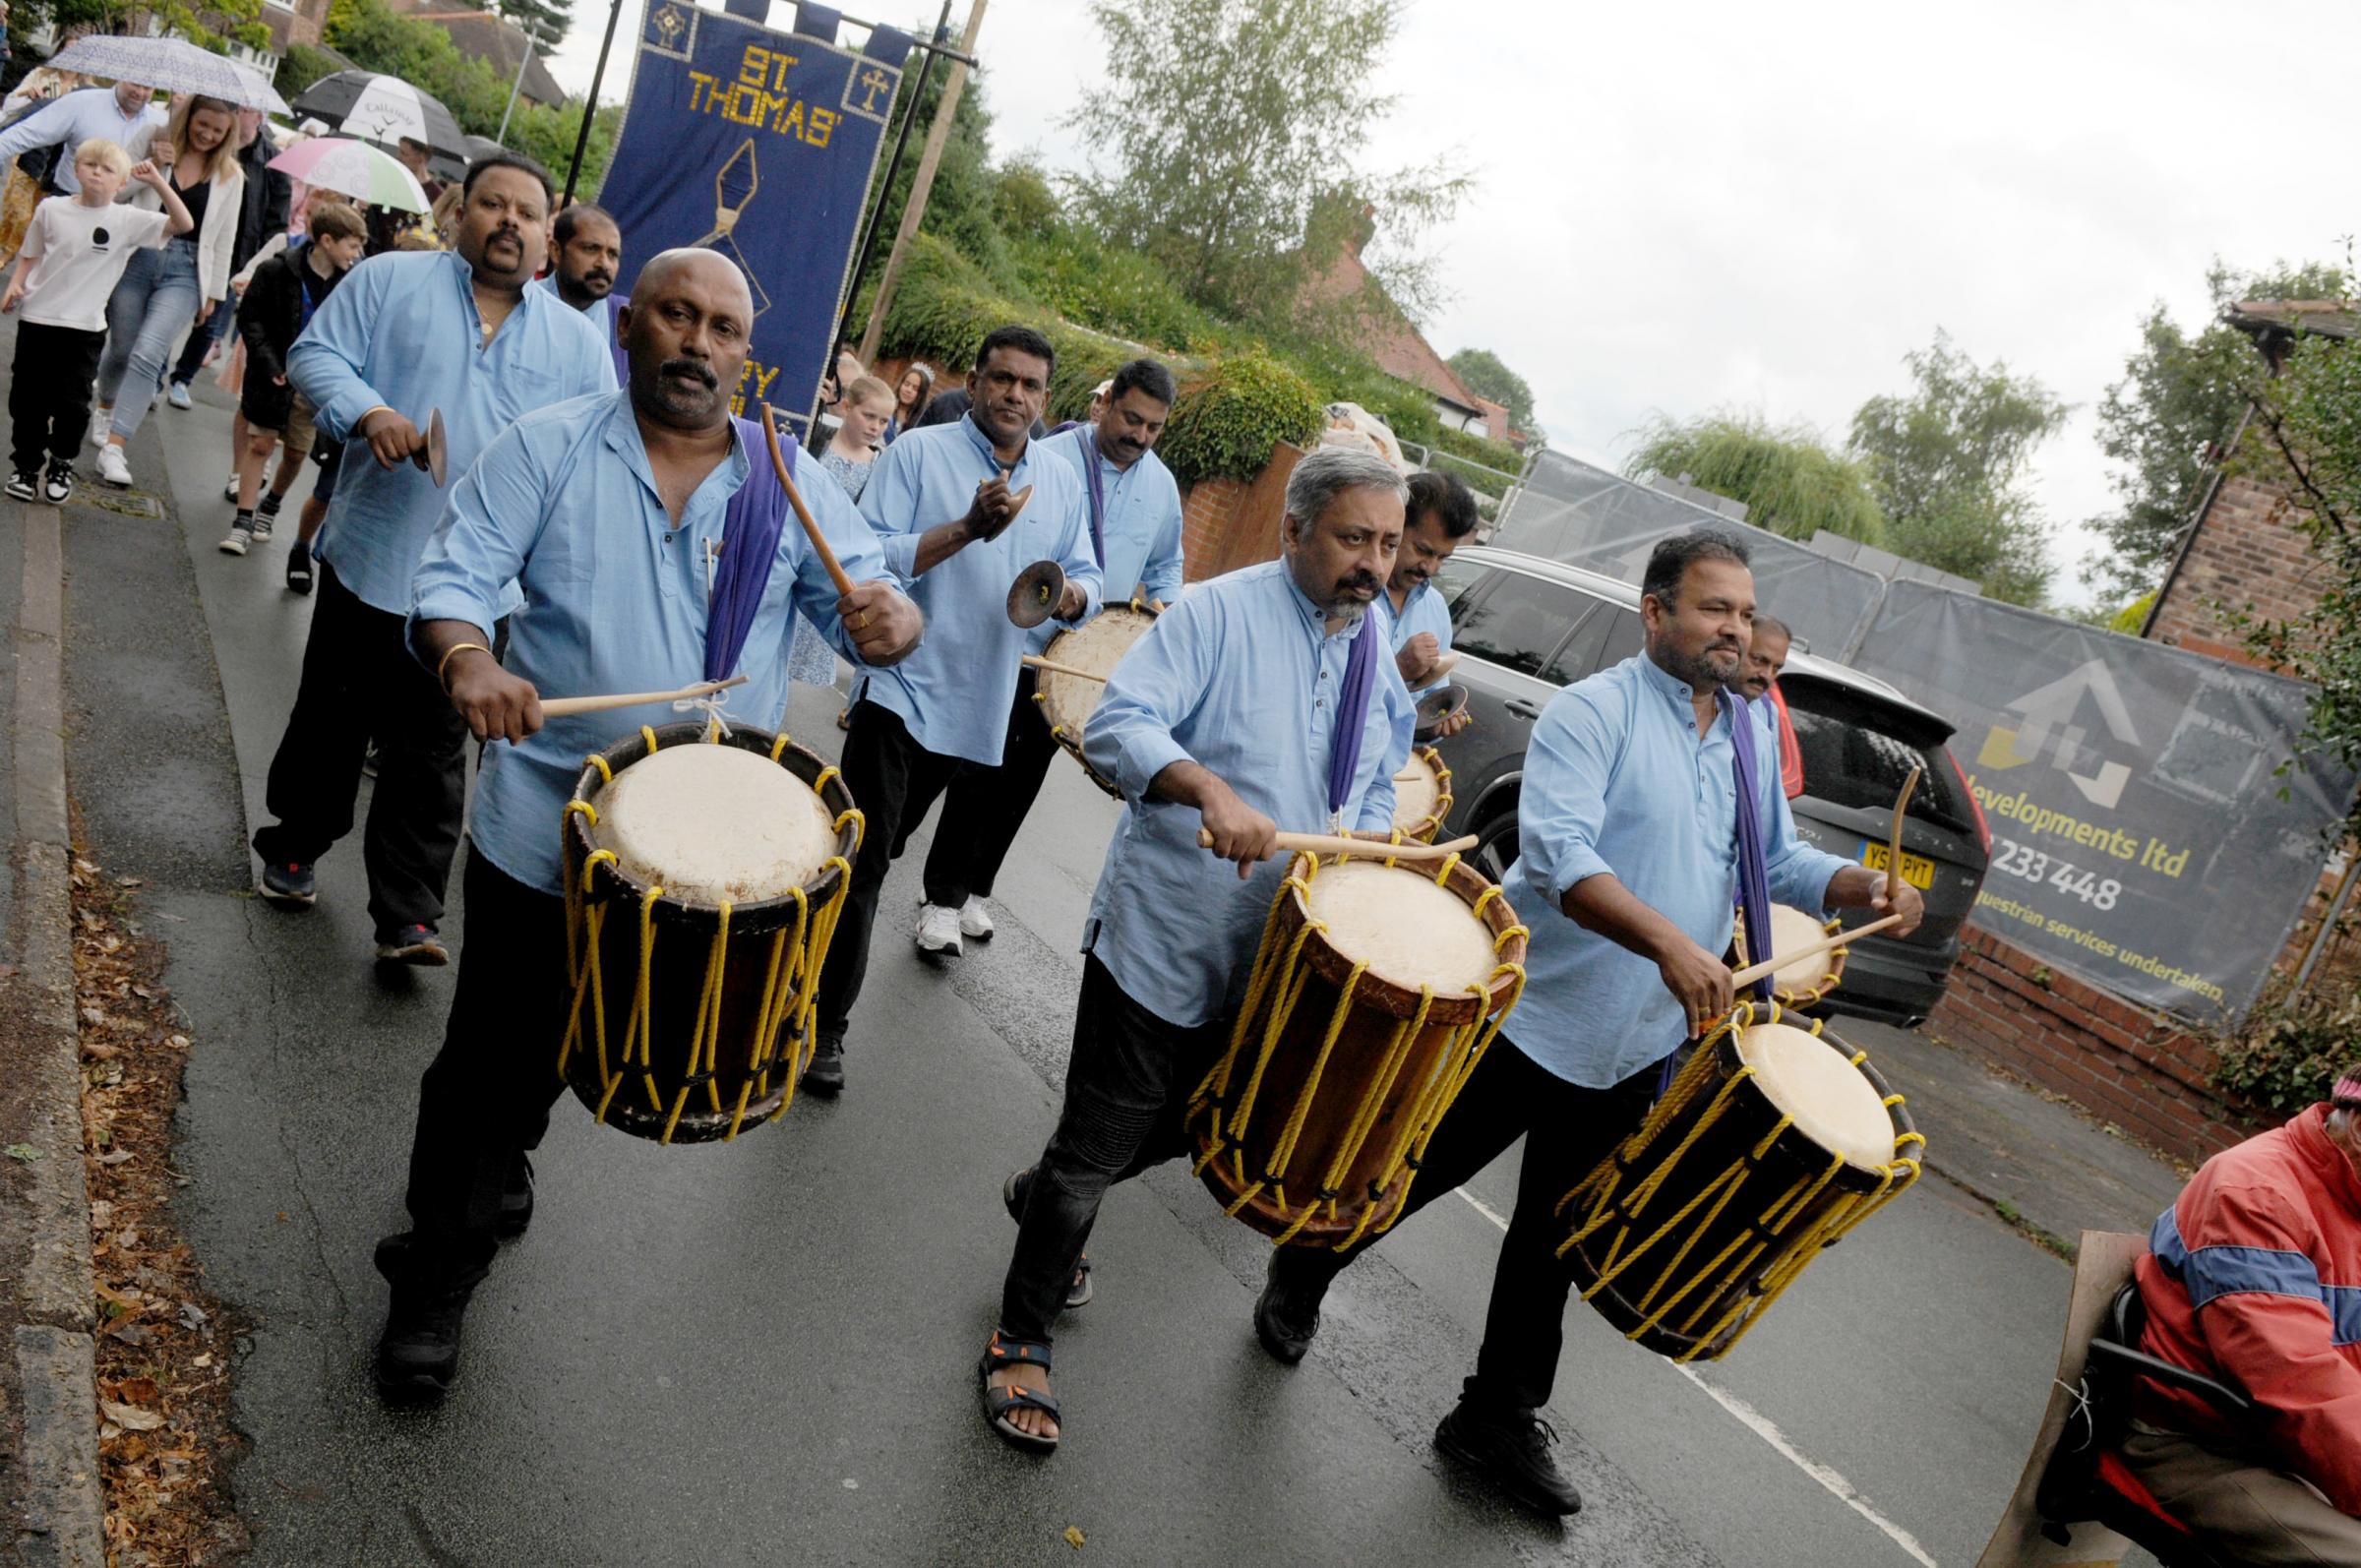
[925,668,1060,902]
[1269,1037,1659,1416]
[383,845,570,1289]
[813,699,967,1043]
[251,561,471,933]
[8,323,105,472]
[999,953,1227,1344]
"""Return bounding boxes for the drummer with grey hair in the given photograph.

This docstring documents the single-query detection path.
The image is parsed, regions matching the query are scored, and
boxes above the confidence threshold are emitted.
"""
[976,445,1417,1455]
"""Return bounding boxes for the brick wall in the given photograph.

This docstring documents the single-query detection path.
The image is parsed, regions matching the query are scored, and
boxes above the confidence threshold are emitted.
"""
[2149,471,2327,662]
[1929,928,2261,1164]
[1180,443,1304,581]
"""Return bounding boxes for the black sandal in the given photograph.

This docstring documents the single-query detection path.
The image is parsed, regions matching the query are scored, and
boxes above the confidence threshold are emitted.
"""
[1002,1169,1093,1309]
[978,1332,1060,1454]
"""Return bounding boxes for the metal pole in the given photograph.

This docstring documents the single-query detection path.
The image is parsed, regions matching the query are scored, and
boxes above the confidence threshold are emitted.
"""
[496,28,543,146]
[830,0,950,357]
[2292,850,2361,996]
[855,0,986,366]
[562,0,629,202]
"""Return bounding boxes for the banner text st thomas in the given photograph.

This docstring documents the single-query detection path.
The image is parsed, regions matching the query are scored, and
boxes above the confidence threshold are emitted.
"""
[683,45,892,147]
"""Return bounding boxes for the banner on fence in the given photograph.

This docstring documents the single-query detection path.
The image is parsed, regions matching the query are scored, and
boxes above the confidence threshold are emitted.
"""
[600,0,901,436]
[1857,581,2354,1020]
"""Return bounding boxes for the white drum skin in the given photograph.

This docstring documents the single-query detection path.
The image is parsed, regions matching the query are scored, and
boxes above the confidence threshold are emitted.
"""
[1735,1021,1896,1170]
[593,744,834,906]
[1300,859,1498,996]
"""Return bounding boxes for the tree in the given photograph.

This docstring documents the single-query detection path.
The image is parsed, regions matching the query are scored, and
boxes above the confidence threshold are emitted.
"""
[1448,347,1534,432]
[1065,0,1468,326]
[489,0,569,50]
[2081,260,2347,602]
[1627,411,1885,545]
[1848,331,2068,605]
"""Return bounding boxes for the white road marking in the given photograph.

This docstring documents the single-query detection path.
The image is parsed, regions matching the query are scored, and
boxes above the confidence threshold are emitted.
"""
[1451,1186,1939,1567]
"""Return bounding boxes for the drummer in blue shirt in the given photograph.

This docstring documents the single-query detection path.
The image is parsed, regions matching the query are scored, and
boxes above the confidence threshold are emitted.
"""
[1381,470,1479,731]
[977,447,1416,1456]
[527,203,630,386]
[804,325,1103,1095]
[370,248,922,1404]
[920,357,1185,955]
[1250,529,1923,1517]
[253,154,617,968]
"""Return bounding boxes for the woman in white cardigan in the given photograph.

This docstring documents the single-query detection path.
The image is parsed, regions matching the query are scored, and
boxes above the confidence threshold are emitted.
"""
[90,93,243,487]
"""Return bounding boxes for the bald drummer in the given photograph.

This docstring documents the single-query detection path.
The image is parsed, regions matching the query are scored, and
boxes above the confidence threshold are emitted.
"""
[1249,529,1922,1517]
[370,249,923,1405]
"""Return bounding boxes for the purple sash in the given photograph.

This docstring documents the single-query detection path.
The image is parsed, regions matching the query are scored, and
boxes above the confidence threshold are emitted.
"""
[1726,694,1776,1004]
[1326,611,1380,817]
[704,416,792,683]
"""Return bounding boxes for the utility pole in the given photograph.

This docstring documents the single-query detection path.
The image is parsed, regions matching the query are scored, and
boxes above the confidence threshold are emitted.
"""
[496,19,559,146]
[855,0,986,366]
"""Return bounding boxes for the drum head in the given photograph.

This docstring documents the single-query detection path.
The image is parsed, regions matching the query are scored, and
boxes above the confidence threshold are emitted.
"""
[1735,1022,1895,1170]
[1037,607,1158,742]
[593,743,835,907]
[1767,904,1836,993]
[1300,859,1496,996]
[1392,752,1442,829]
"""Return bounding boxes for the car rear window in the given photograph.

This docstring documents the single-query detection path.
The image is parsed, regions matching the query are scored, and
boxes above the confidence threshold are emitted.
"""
[1451,573,1596,682]
[1781,677,1974,836]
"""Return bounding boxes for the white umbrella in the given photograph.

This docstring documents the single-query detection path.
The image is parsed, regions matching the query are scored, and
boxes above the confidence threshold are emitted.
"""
[44,35,290,113]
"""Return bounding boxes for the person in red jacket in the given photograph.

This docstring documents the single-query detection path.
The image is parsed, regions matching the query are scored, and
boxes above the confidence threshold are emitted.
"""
[2128,1068,2361,1562]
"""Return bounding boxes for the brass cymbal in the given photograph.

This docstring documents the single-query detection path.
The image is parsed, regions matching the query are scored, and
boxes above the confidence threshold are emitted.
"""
[425,407,449,488]
[1006,558,1066,629]
[1413,683,1470,743]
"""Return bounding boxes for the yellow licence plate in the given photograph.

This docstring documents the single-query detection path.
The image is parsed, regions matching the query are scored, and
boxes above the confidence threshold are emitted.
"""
[1859,841,1935,889]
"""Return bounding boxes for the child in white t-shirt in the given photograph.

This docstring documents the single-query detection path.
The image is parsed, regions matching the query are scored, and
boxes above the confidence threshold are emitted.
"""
[0,140,190,502]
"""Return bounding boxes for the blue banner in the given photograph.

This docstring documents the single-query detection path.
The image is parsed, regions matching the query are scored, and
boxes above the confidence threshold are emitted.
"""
[601,0,901,435]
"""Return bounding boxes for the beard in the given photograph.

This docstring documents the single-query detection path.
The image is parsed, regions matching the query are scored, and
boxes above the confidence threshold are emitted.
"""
[1322,596,1372,628]
[1657,638,1744,693]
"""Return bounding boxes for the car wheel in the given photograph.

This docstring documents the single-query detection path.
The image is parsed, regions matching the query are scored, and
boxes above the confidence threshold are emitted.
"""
[1473,806,1519,885]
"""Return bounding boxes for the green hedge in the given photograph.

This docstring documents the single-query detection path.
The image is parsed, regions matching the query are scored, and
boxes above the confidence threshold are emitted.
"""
[1433,424,1525,477]
[878,236,1321,485]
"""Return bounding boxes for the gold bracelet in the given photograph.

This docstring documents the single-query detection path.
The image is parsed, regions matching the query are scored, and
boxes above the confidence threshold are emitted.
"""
[437,641,492,691]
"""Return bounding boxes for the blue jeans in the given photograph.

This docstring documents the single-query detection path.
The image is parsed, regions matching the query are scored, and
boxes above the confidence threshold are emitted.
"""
[94,238,201,442]
[168,292,236,388]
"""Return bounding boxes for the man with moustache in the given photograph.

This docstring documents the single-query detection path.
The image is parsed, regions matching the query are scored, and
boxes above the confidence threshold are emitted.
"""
[1247,530,1922,1516]
[1733,612,1803,798]
[1383,467,1479,736]
[370,247,922,1403]
[531,203,628,384]
[978,447,1417,1454]
[254,153,616,966]
[802,325,1102,1095]
[917,356,1184,955]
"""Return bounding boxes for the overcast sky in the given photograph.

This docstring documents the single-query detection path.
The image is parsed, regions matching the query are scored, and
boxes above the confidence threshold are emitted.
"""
[546,0,2358,609]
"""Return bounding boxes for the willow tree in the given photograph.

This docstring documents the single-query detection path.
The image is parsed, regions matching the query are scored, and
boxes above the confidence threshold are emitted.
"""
[1626,412,1886,545]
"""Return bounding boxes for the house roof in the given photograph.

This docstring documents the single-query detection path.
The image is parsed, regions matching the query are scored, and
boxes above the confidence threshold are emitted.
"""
[400,6,568,106]
[2228,298,2361,350]
[1301,236,1483,415]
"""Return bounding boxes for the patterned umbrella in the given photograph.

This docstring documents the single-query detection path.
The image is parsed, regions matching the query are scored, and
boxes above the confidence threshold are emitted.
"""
[287,71,466,159]
[267,136,431,212]
[44,34,290,113]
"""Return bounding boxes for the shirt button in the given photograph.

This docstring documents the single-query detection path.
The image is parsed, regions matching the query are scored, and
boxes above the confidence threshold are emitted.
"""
[664,532,674,543]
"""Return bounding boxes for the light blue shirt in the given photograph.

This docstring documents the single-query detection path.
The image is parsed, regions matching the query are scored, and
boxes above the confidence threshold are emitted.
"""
[409,390,888,897]
[1378,578,1455,692]
[291,250,618,614]
[859,416,1101,764]
[1506,652,1855,1088]
[528,274,631,384]
[0,89,163,194]
[1081,561,1417,1026]
[1032,426,1184,655]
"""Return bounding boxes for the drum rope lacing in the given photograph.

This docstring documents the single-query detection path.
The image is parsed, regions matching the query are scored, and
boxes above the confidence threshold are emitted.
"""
[556,724,867,1144]
[1187,843,1529,1250]
[1551,999,1926,1361]
[671,684,735,739]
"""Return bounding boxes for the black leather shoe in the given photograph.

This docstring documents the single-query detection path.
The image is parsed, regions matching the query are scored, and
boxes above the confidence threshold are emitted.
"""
[1252,1248,1323,1365]
[1433,1401,1583,1517]
[372,1239,473,1405]
[496,1153,533,1239]
[802,1035,845,1096]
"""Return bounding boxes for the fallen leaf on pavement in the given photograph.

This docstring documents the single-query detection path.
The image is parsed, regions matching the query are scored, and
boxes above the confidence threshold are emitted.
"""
[1064,1526,1086,1549]
[98,1401,163,1432]
[95,1148,134,1166]
[6,1143,43,1163]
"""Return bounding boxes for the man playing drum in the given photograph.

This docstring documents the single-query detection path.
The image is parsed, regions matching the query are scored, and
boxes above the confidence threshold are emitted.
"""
[918,356,1185,955]
[804,326,1102,1095]
[978,447,1417,1454]
[1250,529,1922,1516]
[369,249,922,1403]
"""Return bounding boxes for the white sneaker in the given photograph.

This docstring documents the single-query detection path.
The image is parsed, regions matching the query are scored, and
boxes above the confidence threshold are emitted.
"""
[958,896,995,939]
[89,418,111,450]
[914,902,963,956]
[166,382,192,410]
[216,525,251,556]
[221,469,239,502]
[95,444,132,488]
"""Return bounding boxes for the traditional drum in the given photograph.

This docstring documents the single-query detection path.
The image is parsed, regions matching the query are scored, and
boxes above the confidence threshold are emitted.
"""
[558,722,863,1144]
[1188,849,1527,1248]
[1390,746,1454,844]
[1731,903,1850,1008]
[1033,605,1158,797]
[1554,1000,1922,1361]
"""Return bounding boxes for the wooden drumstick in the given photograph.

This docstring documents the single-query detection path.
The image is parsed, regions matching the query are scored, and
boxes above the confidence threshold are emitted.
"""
[759,403,858,599]
[1021,654,1106,682]
[539,674,749,718]
[1730,766,1923,988]
[1196,829,1478,863]
[1885,764,1922,902]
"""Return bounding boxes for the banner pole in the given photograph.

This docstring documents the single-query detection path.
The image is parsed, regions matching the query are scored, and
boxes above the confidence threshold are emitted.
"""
[855,0,986,366]
[833,0,951,358]
[563,0,631,202]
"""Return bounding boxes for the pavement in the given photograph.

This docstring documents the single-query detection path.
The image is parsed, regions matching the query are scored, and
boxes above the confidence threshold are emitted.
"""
[6,350,2196,1568]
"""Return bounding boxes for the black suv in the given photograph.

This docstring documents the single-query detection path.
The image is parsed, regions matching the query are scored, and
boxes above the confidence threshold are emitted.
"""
[1425,546,1990,1027]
